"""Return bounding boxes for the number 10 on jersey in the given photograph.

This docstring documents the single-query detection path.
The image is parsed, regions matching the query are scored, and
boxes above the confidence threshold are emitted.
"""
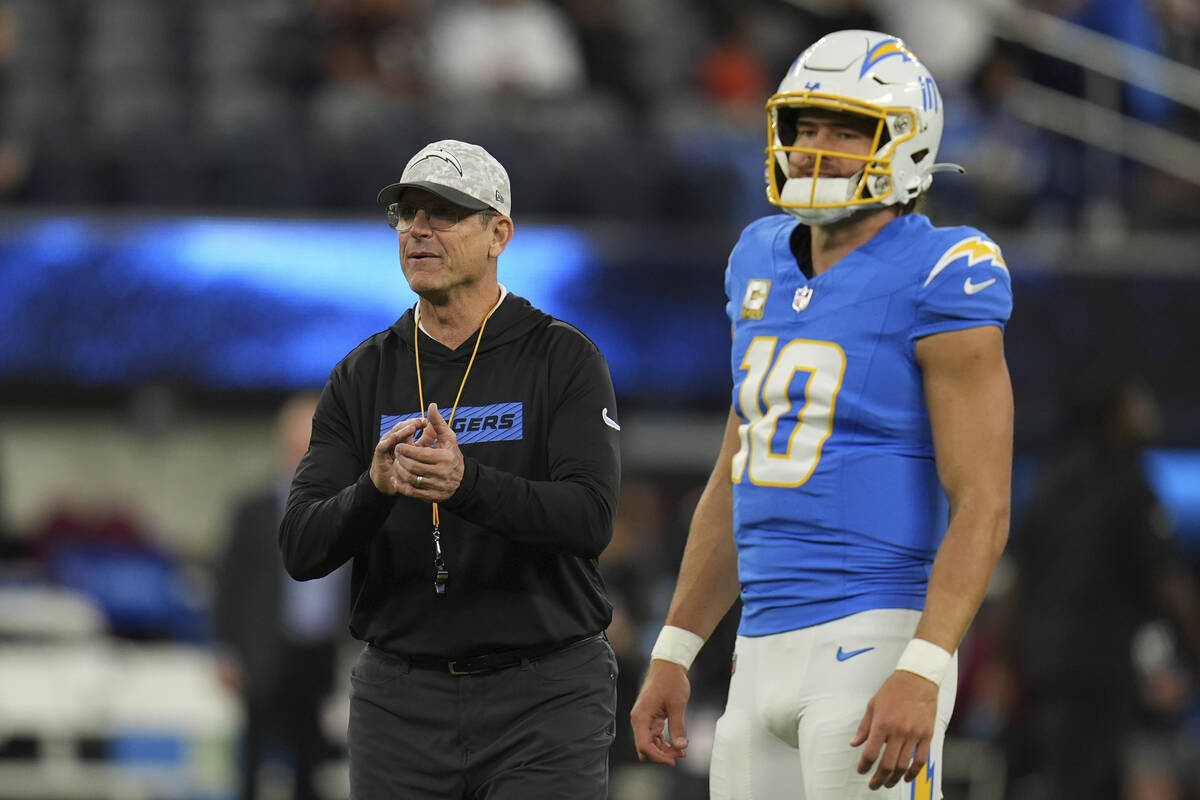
[732,337,846,487]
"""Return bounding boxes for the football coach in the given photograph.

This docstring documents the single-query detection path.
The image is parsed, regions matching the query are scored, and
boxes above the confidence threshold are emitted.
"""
[279,139,622,799]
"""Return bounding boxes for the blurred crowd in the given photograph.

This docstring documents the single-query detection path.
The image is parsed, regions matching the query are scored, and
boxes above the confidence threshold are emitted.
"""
[1,0,1199,232]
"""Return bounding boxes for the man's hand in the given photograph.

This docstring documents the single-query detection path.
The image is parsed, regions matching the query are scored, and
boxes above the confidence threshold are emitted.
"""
[369,417,425,495]
[392,403,465,502]
[851,670,939,790]
[630,659,692,766]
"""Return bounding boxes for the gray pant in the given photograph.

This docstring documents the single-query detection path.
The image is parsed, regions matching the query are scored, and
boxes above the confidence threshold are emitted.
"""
[348,635,617,799]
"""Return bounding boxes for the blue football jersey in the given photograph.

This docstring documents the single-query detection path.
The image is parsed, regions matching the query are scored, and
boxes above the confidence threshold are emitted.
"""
[724,213,1012,636]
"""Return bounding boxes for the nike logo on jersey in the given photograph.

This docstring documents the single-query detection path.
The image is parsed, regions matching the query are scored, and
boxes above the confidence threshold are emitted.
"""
[963,277,996,295]
[924,236,1008,287]
[835,646,875,662]
[601,407,621,431]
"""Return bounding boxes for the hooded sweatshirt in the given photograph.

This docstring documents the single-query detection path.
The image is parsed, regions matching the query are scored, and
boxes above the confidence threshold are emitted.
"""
[279,292,621,658]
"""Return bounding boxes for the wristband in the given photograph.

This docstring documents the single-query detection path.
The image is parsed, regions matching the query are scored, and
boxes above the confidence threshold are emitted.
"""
[650,625,705,670]
[895,638,953,686]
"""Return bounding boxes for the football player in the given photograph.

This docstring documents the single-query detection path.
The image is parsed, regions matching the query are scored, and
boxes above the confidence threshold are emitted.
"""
[631,30,1014,799]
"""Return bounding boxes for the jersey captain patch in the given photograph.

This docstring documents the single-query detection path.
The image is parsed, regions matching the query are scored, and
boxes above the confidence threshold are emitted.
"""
[741,279,772,319]
[381,402,524,444]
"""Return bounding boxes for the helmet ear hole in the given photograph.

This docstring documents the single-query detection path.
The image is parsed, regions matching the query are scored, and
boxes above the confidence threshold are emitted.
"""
[776,107,800,146]
[911,148,929,164]
[774,160,789,190]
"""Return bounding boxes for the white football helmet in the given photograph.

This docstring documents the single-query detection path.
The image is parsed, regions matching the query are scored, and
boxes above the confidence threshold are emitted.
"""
[766,30,963,225]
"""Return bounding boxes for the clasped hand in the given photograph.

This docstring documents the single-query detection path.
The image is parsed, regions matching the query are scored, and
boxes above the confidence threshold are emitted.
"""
[370,403,464,502]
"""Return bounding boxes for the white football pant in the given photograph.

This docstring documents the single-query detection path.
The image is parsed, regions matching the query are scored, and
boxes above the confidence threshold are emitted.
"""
[710,608,957,800]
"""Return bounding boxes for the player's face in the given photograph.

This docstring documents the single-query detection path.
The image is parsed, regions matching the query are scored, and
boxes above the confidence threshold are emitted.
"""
[783,109,879,180]
[396,188,501,298]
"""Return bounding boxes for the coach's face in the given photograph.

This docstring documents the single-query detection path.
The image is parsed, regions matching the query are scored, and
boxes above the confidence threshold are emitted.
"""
[396,188,512,301]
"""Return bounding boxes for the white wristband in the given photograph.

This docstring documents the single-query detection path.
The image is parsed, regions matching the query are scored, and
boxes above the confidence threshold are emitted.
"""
[895,638,953,686]
[650,625,705,670]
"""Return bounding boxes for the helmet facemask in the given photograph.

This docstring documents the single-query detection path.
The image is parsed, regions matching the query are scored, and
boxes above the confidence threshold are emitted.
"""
[766,94,919,226]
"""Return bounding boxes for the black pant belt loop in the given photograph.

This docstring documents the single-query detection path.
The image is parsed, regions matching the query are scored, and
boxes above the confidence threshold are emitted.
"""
[407,632,602,676]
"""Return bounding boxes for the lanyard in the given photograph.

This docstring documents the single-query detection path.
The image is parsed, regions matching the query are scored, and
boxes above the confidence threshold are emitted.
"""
[413,301,498,594]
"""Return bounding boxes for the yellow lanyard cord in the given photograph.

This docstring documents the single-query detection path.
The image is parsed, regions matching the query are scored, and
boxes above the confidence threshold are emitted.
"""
[414,301,498,527]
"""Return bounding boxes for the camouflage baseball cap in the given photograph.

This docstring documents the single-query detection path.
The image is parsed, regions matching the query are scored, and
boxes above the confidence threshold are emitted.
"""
[377,140,511,216]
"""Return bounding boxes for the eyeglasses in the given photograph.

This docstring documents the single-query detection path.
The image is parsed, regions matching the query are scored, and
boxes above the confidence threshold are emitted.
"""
[386,202,480,232]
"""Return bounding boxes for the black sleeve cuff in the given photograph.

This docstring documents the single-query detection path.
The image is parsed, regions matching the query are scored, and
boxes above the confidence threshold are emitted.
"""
[355,470,399,512]
[444,457,478,508]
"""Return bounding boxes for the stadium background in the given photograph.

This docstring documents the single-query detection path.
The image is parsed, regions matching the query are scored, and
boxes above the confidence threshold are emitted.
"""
[1,0,1199,798]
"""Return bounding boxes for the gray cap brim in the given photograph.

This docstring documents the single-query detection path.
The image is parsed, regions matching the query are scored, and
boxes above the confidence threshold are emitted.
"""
[376,181,492,211]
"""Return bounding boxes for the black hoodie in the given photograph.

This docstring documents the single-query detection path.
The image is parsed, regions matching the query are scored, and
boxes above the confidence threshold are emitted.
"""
[279,292,621,658]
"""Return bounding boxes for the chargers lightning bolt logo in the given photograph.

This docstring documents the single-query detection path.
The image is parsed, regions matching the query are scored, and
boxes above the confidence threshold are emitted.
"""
[911,756,935,800]
[923,237,1008,295]
[859,38,915,77]
[412,148,463,177]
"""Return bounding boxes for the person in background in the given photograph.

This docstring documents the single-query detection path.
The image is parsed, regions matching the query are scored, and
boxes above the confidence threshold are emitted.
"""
[1005,373,1200,800]
[599,477,668,791]
[427,0,585,100]
[213,391,349,800]
[279,139,622,799]
[631,30,1014,798]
